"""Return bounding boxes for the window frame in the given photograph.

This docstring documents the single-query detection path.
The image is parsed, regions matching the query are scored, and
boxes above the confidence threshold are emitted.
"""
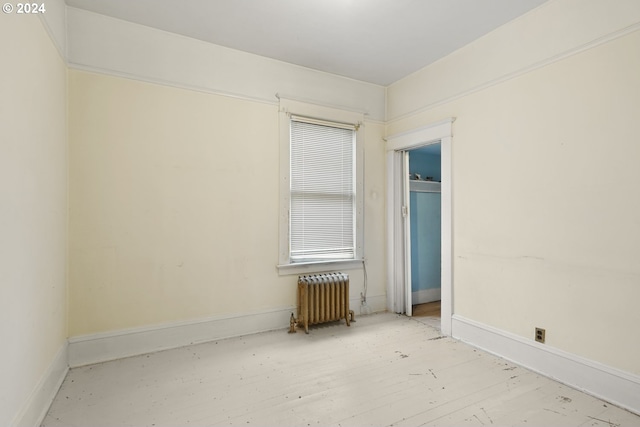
[277,98,364,275]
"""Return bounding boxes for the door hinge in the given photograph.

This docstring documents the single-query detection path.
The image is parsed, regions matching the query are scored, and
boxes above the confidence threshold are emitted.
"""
[401,205,408,218]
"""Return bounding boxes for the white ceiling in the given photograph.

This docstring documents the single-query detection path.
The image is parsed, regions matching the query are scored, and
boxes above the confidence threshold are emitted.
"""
[64,0,547,86]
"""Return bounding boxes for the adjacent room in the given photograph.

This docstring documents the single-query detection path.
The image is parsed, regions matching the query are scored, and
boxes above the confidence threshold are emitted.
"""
[2,0,639,425]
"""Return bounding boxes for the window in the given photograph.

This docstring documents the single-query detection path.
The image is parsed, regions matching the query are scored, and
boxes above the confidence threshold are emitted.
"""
[278,98,363,273]
[290,117,355,261]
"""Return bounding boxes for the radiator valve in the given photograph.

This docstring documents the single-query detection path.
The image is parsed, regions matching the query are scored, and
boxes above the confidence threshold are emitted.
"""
[288,313,298,333]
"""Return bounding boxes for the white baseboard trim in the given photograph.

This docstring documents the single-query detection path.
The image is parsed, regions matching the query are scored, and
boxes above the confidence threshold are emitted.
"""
[68,296,388,368]
[412,288,441,305]
[452,315,640,415]
[11,342,69,427]
[68,306,298,367]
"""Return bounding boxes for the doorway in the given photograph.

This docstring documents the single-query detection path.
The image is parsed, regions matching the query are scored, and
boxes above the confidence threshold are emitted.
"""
[385,118,453,335]
[407,144,442,318]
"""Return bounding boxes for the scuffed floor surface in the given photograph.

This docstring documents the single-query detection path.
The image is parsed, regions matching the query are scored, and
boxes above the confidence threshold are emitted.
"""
[43,313,639,426]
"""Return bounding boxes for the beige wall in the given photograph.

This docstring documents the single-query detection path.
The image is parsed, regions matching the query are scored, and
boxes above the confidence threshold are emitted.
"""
[68,70,387,336]
[0,13,68,427]
[387,28,640,374]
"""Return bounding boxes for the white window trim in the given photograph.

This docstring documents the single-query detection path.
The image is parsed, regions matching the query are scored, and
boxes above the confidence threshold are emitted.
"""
[277,98,364,275]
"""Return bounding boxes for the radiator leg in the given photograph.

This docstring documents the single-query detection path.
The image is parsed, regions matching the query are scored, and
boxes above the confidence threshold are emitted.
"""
[349,310,355,324]
[345,309,353,326]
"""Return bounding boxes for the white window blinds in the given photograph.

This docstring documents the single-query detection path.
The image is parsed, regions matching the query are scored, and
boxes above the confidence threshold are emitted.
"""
[290,117,356,261]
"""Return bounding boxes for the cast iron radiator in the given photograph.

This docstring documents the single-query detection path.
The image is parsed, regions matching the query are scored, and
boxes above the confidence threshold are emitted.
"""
[293,273,355,334]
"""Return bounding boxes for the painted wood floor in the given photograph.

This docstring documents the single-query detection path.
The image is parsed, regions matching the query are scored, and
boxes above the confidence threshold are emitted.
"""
[43,313,640,427]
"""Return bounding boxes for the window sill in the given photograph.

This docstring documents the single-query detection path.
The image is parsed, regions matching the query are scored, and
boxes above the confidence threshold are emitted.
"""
[277,259,364,276]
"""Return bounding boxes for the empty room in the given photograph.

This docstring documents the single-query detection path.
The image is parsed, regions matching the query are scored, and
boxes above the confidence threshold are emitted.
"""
[2,0,640,426]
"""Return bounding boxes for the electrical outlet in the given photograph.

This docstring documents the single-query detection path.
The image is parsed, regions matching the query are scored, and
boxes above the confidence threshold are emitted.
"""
[535,327,546,343]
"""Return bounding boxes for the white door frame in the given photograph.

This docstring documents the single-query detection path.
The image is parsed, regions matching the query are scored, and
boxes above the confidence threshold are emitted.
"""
[385,118,454,336]
[402,151,413,317]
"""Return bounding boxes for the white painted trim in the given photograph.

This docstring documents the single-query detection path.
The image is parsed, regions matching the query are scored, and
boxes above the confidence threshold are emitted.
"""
[37,0,67,62]
[66,64,389,126]
[68,300,388,368]
[385,119,453,335]
[439,135,453,334]
[69,63,279,107]
[402,152,412,317]
[277,259,364,276]
[68,307,295,368]
[11,343,69,427]
[276,93,372,117]
[66,7,386,121]
[412,288,441,305]
[452,315,640,416]
[385,119,455,151]
[387,9,640,122]
[277,98,365,272]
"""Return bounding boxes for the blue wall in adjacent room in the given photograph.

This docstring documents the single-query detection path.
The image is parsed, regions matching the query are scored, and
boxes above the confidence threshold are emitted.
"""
[409,150,441,182]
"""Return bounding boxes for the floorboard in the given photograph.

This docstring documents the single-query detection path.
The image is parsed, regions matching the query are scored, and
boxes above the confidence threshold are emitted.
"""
[43,313,639,427]
[412,301,441,318]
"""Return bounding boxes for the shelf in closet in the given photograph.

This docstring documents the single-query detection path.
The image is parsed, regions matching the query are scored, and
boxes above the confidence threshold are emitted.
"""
[409,180,441,193]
